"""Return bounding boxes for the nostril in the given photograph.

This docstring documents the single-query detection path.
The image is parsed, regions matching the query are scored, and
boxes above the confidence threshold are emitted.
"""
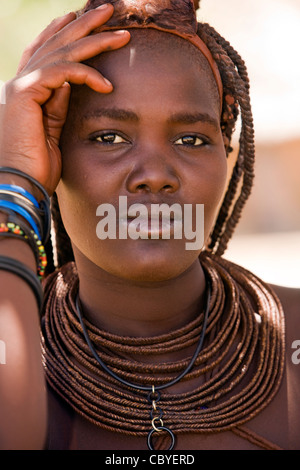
[136,184,150,192]
[135,183,175,193]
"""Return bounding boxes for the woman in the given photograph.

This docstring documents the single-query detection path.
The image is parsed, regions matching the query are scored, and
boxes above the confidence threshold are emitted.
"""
[0,0,299,450]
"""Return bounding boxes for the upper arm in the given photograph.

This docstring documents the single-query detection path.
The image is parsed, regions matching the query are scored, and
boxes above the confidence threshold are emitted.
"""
[270,283,300,448]
[0,273,47,449]
[270,283,300,362]
[0,240,48,450]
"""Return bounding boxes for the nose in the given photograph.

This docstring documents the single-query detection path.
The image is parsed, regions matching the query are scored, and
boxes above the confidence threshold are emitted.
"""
[126,147,180,194]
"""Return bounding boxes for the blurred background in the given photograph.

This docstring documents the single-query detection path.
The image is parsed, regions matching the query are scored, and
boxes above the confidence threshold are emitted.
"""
[0,0,299,287]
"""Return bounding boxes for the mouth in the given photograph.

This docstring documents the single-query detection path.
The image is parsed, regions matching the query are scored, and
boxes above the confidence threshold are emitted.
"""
[96,196,204,250]
[118,215,177,240]
[118,202,183,240]
[128,216,175,239]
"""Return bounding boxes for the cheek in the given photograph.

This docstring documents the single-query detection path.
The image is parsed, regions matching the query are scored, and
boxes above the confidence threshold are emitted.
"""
[208,158,228,206]
[197,151,228,237]
[56,147,126,268]
[56,181,95,255]
[56,154,99,255]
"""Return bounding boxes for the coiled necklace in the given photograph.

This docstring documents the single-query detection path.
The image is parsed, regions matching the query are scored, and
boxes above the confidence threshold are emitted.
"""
[42,252,285,450]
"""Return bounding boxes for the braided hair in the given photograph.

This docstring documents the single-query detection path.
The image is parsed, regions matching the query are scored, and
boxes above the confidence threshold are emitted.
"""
[45,0,255,275]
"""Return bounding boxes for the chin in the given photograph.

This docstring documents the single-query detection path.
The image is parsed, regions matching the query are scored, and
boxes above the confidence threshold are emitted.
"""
[112,264,186,284]
[77,237,201,283]
[106,244,199,283]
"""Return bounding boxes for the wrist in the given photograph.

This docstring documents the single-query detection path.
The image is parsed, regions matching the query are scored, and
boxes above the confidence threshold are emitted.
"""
[0,236,37,272]
[0,172,42,202]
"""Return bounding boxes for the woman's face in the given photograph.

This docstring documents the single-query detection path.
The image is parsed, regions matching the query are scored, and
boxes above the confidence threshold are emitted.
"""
[58,31,227,282]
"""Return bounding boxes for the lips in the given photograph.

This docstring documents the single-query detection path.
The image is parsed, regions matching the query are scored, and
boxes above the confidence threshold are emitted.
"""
[118,201,183,240]
[119,213,176,239]
[128,215,175,239]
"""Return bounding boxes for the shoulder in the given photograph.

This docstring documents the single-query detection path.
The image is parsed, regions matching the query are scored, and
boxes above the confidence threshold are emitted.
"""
[270,283,300,334]
[269,283,300,360]
[270,283,300,406]
[246,283,300,449]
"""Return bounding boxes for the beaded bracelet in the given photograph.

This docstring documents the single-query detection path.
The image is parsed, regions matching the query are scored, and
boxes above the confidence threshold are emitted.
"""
[0,222,47,279]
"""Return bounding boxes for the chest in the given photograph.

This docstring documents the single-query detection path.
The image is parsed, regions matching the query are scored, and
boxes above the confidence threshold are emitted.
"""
[46,364,299,450]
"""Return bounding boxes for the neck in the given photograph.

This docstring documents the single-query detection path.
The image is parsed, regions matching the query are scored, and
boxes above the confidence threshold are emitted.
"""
[74,251,207,338]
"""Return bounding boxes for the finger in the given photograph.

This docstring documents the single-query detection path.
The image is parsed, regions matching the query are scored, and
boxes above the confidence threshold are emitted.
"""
[35,30,131,69]
[14,62,114,105]
[17,12,77,74]
[34,4,115,60]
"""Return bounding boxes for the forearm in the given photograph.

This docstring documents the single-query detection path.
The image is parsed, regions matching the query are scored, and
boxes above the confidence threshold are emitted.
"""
[0,227,47,450]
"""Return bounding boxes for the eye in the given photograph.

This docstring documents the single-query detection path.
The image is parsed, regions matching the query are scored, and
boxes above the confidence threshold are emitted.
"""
[94,133,127,144]
[174,135,206,147]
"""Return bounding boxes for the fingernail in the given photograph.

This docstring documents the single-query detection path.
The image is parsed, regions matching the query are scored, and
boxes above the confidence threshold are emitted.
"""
[104,78,112,87]
[113,30,128,35]
[96,4,111,10]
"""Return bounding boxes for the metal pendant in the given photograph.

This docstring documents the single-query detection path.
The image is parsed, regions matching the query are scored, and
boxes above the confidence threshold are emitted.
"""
[147,425,176,451]
[147,386,176,450]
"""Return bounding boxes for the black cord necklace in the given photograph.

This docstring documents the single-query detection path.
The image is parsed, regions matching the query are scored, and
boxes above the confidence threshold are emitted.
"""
[75,276,211,450]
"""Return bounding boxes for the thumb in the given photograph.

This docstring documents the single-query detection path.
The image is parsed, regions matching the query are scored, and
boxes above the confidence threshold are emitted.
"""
[42,82,71,145]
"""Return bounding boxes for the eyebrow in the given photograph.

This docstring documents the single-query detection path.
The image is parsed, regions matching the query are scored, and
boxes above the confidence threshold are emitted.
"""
[81,108,139,123]
[167,112,220,130]
[81,108,220,131]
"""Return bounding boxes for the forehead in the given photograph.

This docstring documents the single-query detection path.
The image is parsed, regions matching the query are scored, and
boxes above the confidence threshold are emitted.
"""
[75,29,220,118]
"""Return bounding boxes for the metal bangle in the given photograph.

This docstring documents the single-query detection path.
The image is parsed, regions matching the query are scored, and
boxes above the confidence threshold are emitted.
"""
[0,167,50,205]
[0,255,43,312]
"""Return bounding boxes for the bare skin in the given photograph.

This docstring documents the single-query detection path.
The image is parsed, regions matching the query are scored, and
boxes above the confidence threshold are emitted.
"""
[57,28,226,338]
[0,4,299,450]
